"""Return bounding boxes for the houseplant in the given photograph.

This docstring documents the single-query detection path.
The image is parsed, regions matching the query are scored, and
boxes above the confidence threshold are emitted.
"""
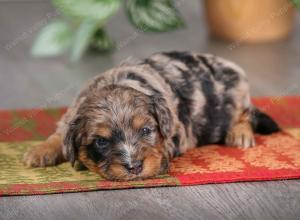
[204,0,300,45]
[32,0,184,62]
[32,0,300,61]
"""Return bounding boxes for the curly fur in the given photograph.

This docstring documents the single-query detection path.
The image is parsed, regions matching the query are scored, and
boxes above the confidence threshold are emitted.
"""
[23,51,280,180]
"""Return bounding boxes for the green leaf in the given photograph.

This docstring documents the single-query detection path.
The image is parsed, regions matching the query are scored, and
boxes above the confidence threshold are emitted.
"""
[32,21,72,56]
[70,19,98,62]
[126,0,184,32]
[90,28,114,52]
[292,0,300,9]
[53,0,122,21]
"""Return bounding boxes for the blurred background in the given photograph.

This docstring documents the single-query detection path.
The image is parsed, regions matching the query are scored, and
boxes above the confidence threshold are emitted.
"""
[0,0,300,109]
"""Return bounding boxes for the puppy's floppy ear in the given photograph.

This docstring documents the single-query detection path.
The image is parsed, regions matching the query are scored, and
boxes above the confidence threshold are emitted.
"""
[151,95,174,138]
[63,115,87,166]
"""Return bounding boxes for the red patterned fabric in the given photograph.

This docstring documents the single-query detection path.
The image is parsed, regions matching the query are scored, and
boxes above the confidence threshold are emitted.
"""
[0,96,299,196]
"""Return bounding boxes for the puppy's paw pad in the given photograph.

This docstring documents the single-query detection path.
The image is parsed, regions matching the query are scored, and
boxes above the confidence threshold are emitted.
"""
[23,145,61,167]
[226,125,255,148]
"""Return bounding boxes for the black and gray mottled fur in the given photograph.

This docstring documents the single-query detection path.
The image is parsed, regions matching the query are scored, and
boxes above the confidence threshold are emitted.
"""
[23,51,280,180]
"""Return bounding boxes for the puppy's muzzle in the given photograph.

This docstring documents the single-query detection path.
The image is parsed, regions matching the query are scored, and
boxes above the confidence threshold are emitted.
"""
[124,160,143,175]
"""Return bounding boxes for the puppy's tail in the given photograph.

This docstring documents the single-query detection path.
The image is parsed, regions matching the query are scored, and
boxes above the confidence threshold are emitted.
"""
[250,108,281,135]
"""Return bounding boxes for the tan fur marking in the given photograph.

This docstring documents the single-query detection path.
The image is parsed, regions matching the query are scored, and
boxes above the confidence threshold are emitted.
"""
[96,125,112,138]
[108,164,130,180]
[23,133,65,167]
[141,146,164,177]
[226,111,255,148]
[132,115,146,130]
[78,147,101,174]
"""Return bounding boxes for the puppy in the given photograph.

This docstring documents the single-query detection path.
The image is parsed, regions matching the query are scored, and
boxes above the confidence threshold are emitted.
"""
[23,51,280,180]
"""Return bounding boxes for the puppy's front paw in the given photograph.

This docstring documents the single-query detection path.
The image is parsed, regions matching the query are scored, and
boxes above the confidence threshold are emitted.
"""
[225,123,255,148]
[23,143,63,167]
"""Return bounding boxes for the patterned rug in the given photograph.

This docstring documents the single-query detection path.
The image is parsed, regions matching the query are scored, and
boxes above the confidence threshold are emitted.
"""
[0,96,300,196]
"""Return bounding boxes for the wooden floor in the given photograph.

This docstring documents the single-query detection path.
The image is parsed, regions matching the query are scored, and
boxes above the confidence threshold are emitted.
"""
[0,1,300,220]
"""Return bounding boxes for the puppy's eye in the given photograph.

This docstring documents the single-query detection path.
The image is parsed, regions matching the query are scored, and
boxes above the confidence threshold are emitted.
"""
[141,127,152,136]
[95,137,109,149]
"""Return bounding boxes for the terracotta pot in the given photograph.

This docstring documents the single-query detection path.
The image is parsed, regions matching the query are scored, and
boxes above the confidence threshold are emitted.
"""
[204,0,296,44]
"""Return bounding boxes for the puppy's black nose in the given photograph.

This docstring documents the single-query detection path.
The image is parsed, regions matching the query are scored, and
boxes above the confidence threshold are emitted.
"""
[124,160,143,175]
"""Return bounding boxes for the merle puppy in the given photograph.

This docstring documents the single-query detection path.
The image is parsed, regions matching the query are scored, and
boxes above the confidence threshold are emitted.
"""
[23,51,280,180]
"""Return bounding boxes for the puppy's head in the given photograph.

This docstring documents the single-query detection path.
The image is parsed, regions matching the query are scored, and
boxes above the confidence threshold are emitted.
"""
[64,85,172,180]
